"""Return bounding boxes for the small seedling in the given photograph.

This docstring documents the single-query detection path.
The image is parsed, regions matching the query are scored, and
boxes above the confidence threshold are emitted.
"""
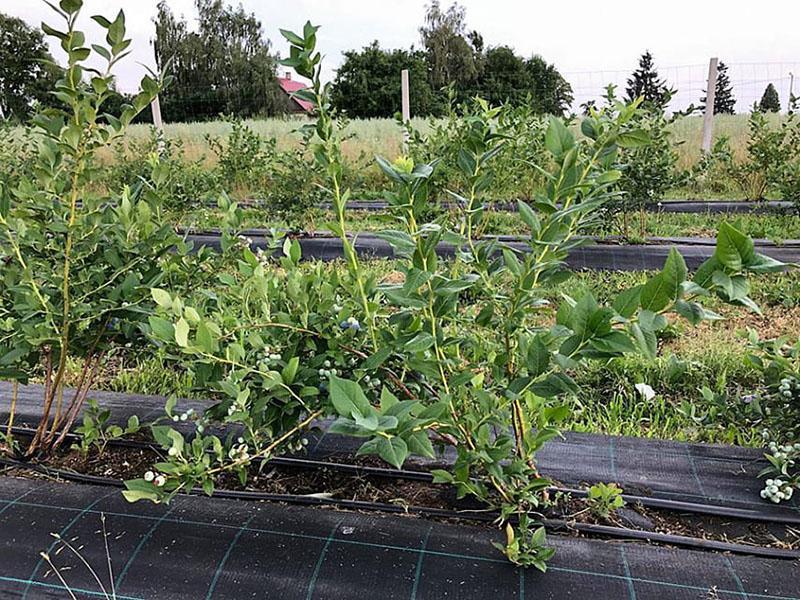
[586,482,625,519]
[73,400,140,457]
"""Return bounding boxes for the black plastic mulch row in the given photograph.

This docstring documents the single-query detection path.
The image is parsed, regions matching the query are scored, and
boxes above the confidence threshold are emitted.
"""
[269,199,796,214]
[3,382,798,521]
[0,477,798,600]
[182,231,800,271]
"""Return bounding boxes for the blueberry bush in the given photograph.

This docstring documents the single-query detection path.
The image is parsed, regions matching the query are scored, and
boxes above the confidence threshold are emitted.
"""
[121,22,786,570]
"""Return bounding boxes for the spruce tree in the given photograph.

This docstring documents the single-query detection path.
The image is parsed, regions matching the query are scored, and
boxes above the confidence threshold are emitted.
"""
[700,61,736,114]
[759,83,781,113]
[625,51,670,109]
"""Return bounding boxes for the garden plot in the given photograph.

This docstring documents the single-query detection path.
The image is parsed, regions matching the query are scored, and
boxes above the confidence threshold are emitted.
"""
[2,5,800,598]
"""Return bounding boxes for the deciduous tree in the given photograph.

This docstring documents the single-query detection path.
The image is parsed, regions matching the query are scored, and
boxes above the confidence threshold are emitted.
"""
[331,42,438,118]
[419,1,481,95]
[153,0,281,122]
[0,12,62,121]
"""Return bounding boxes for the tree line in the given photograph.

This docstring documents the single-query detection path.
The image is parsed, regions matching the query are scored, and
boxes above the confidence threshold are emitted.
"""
[0,1,789,123]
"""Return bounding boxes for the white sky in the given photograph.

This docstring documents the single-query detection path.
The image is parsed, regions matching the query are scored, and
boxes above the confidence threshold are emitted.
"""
[3,0,800,112]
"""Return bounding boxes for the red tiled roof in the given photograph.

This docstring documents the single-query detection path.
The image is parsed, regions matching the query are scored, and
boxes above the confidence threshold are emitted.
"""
[277,77,314,113]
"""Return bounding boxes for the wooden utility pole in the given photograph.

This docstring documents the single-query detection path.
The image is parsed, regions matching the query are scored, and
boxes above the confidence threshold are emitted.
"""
[701,57,719,153]
[401,69,410,152]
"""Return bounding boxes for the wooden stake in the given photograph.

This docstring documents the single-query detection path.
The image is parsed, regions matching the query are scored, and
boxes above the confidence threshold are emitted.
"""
[401,69,410,152]
[151,95,164,132]
[701,57,719,153]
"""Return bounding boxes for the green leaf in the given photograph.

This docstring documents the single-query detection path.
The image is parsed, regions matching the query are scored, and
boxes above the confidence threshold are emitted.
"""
[527,336,551,377]
[674,300,722,325]
[431,469,454,484]
[613,286,642,318]
[617,129,650,148]
[405,332,434,353]
[379,387,399,412]
[59,0,82,13]
[376,436,408,469]
[715,222,755,271]
[517,201,540,233]
[329,375,372,420]
[406,430,435,458]
[748,253,787,273]
[148,316,174,342]
[630,322,657,359]
[328,417,374,437]
[151,288,172,308]
[281,356,299,384]
[640,248,686,312]
[544,116,574,158]
[279,28,305,47]
[531,373,578,397]
[589,331,636,355]
[373,230,415,257]
[196,321,215,353]
[122,488,159,503]
[174,317,189,348]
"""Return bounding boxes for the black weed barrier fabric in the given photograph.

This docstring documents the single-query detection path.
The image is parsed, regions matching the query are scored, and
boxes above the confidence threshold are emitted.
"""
[3,382,799,522]
[0,477,798,600]
[307,429,800,522]
[182,231,800,272]
[315,200,796,214]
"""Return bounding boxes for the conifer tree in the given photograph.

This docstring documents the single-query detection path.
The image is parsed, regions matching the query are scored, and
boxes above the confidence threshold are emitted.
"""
[759,83,781,113]
[625,51,671,109]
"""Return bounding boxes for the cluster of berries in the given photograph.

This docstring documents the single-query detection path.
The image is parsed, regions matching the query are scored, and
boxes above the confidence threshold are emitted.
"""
[761,478,795,503]
[339,317,361,331]
[143,470,167,487]
[228,437,251,462]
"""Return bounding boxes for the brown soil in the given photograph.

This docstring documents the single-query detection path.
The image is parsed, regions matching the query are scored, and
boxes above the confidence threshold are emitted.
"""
[11,442,798,552]
[667,305,800,355]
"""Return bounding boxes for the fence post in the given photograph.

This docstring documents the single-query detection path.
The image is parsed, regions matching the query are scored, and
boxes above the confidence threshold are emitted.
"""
[401,69,410,152]
[150,95,165,152]
[701,57,719,153]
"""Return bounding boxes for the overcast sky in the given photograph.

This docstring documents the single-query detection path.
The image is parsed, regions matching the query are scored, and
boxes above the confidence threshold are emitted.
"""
[4,0,800,111]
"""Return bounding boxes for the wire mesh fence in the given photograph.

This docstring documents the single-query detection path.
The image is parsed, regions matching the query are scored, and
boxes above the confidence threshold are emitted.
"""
[564,61,799,115]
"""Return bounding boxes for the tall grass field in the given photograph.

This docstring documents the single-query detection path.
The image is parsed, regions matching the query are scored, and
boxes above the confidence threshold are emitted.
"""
[119,113,771,169]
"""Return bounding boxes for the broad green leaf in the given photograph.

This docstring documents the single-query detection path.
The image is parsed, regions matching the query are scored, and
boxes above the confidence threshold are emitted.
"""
[174,317,189,347]
[376,436,408,469]
[527,335,551,377]
[329,375,373,420]
[405,331,434,353]
[715,222,755,271]
[148,316,174,341]
[544,116,574,158]
[613,286,642,318]
[406,430,435,458]
[617,129,650,148]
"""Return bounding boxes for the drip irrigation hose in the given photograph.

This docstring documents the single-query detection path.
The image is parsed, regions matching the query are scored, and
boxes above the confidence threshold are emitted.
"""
[1,456,797,561]
[7,425,800,527]
[177,228,800,249]
[208,198,796,214]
